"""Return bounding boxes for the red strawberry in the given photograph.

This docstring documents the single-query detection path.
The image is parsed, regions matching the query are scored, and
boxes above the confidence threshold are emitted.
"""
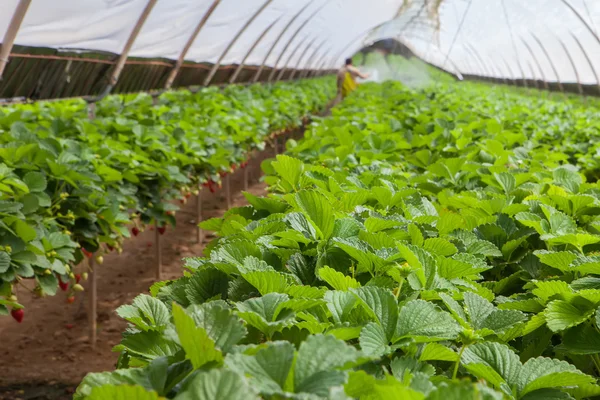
[202,181,209,188]
[66,296,75,304]
[65,323,74,329]
[208,181,216,193]
[185,192,192,199]
[157,226,166,235]
[58,277,69,291]
[75,274,81,284]
[81,248,93,259]
[106,244,114,252]
[149,225,154,231]
[166,211,175,216]
[132,227,140,237]
[219,171,227,178]
[11,308,24,323]
[146,241,153,248]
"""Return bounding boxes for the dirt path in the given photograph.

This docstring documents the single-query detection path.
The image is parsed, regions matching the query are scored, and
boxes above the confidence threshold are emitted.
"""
[0,140,286,400]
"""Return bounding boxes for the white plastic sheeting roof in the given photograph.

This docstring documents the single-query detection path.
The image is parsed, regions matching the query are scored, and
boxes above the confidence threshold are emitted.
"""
[0,0,400,71]
[1,0,599,84]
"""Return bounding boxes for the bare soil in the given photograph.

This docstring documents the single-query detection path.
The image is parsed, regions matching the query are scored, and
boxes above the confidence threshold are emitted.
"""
[0,140,287,400]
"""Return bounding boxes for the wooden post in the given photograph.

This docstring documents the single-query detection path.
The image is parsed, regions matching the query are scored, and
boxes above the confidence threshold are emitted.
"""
[225,175,231,209]
[0,0,32,80]
[274,136,279,156]
[88,256,97,348]
[196,184,203,244]
[204,0,274,86]
[154,222,162,279]
[243,165,249,191]
[164,0,221,89]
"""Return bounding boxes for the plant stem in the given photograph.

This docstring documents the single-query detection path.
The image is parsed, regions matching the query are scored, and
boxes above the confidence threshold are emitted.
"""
[592,354,600,376]
[452,345,467,380]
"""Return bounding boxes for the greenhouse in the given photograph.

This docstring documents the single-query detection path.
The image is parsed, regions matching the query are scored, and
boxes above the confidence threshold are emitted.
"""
[3,1,600,399]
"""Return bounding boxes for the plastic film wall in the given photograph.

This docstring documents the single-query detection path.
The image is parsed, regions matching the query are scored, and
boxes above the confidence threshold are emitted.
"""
[364,0,600,86]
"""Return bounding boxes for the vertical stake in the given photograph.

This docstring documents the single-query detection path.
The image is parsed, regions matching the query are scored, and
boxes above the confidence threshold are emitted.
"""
[274,136,278,156]
[196,185,203,244]
[225,175,231,209]
[88,256,97,348]
[243,166,249,191]
[155,222,162,280]
[87,102,96,119]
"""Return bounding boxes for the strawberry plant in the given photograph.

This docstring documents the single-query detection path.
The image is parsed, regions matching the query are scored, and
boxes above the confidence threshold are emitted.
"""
[74,80,600,398]
[0,78,335,315]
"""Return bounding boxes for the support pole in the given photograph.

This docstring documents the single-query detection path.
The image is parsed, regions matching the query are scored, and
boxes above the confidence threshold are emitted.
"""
[88,256,97,348]
[204,0,274,86]
[155,222,162,279]
[530,32,564,92]
[526,60,539,90]
[558,38,584,97]
[196,185,203,244]
[243,164,249,191]
[289,36,320,80]
[230,17,281,84]
[225,174,232,209]
[571,32,600,96]
[164,0,221,89]
[0,0,32,80]
[520,36,549,90]
[500,0,527,87]
[105,0,158,92]
[559,0,600,49]
[268,1,329,82]
[499,55,517,86]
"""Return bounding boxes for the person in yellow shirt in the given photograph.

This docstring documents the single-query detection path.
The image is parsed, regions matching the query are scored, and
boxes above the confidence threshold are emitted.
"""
[336,58,369,102]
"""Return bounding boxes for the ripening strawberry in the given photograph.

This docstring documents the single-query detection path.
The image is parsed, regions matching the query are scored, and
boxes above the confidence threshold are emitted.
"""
[219,171,227,178]
[166,211,175,216]
[106,244,114,252]
[157,226,166,235]
[66,296,75,304]
[132,227,140,237]
[11,308,24,323]
[75,274,81,283]
[58,277,69,291]
[81,248,93,259]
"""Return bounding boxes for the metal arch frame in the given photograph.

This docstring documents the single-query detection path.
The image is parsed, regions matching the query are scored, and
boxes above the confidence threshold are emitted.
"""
[267,0,330,82]
[203,0,274,86]
[571,32,600,95]
[557,37,584,96]
[0,0,32,79]
[164,0,221,89]
[530,31,564,92]
[229,16,281,84]
[525,60,540,89]
[401,34,464,80]
[463,42,499,81]
[559,0,600,50]
[275,34,312,81]
[251,0,315,84]
[520,36,549,90]
[288,37,318,80]
[309,46,333,77]
[288,36,320,80]
[96,0,158,99]
[498,54,517,85]
[461,44,493,79]
[298,38,328,79]
[500,0,527,88]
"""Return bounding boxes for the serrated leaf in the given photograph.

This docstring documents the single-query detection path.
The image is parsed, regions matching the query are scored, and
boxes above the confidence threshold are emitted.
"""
[419,343,458,362]
[395,299,460,341]
[187,301,246,353]
[518,357,595,396]
[424,238,457,256]
[87,385,159,400]
[176,369,258,400]
[172,303,223,369]
[318,266,360,291]
[117,295,170,331]
[544,300,595,332]
[295,190,335,240]
[352,286,398,340]
[23,171,47,193]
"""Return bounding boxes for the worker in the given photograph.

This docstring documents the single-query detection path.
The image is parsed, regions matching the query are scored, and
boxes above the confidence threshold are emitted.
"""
[336,58,369,102]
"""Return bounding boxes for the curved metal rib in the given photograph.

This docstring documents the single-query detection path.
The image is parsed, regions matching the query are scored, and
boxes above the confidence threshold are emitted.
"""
[230,16,281,84]
[268,0,330,82]
[571,32,600,95]
[204,0,274,86]
[558,37,584,96]
[530,31,564,92]
[520,36,549,90]
[275,34,312,81]
[0,0,32,79]
[252,1,315,83]
[298,38,327,79]
[164,0,221,89]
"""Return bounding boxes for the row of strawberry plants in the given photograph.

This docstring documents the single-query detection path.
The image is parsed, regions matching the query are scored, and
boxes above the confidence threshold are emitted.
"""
[74,80,600,399]
[0,78,335,320]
